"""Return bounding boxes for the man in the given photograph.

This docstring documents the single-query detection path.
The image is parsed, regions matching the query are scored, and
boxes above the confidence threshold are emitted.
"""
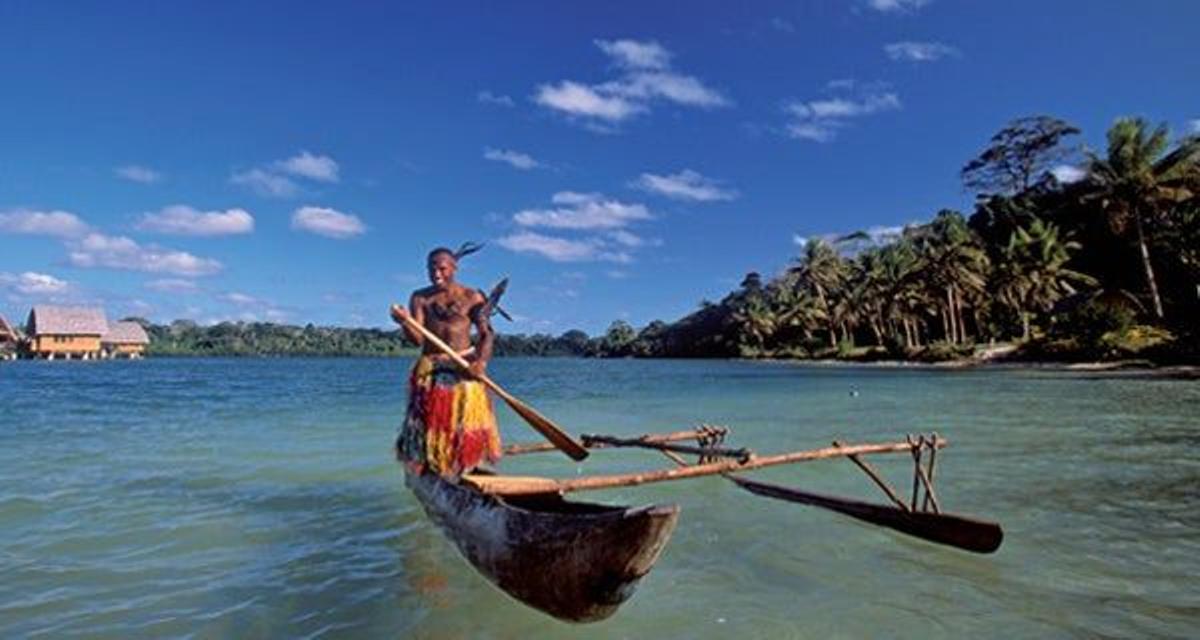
[392,245,501,477]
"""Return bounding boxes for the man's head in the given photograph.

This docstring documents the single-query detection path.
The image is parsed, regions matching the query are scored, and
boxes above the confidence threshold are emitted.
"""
[426,247,457,289]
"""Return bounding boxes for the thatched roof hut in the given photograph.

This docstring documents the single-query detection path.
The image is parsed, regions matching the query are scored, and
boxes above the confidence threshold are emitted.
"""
[102,321,150,346]
[0,313,18,347]
[28,306,108,336]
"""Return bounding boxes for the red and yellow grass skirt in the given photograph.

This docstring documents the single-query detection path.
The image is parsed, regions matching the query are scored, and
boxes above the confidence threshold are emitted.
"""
[397,356,501,477]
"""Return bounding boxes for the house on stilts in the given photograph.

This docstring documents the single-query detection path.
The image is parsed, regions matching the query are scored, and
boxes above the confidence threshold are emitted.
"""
[25,306,109,360]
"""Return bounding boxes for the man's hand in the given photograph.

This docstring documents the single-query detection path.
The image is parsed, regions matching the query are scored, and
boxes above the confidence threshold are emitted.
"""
[468,359,487,379]
[390,304,410,325]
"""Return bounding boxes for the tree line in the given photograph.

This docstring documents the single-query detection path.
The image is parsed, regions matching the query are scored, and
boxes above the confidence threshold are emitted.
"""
[588,115,1199,363]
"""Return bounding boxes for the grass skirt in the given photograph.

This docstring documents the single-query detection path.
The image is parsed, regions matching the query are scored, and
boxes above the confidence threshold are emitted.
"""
[397,356,501,477]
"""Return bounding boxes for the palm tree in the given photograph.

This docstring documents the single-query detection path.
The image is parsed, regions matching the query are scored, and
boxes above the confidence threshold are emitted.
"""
[791,239,848,349]
[915,212,991,344]
[1086,118,1200,319]
[994,218,1096,340]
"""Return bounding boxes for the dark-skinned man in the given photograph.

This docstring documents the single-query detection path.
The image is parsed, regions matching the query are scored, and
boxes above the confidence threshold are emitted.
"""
[392,244,500,478]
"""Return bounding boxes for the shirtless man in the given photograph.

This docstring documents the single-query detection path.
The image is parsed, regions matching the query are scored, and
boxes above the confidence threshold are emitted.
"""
[392,247,500,476]
[391,248,494,376]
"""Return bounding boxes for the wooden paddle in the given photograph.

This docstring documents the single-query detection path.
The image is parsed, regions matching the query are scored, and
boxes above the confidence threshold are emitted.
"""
[726,474,1003,554]
[391,304,588,461]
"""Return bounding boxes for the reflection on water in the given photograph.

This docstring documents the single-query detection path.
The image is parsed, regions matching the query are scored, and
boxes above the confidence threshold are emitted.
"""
[1,358,1197,638]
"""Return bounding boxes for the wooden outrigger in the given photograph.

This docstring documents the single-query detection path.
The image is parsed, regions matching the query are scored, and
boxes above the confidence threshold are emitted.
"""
[406,425,1003,623]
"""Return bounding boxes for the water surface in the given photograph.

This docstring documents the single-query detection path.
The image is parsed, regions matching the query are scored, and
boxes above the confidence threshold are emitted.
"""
[2,358,1197,638]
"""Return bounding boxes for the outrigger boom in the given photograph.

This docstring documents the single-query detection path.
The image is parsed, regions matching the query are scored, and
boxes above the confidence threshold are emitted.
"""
[485,426,1004,554]
[470,436,946,496]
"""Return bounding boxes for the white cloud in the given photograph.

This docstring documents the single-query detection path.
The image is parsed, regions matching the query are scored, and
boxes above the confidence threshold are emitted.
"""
[231,151,339,197]
[0,209,89,237]
[533,39,727,127]
[1190,119,1200,133]
[0,271,69,295]
[115,165,162,184]
[608,229,645,247]
[145,278,199,293]
[478,90,515,107]
[634,169,738,202]
[275,151,339,182]
[869,0,930,12]
[291,206,366,239]
[497,231,630,263]
[68,233,222,276]
[1051,164,1087,184]
[137,205,254,236]
[483,147,542,170]
[513,192,651,230]
[231,168,300,198]
[885,41,958,62]
[599,72,728,108]
[594,39,671,70]
[534,81,642,122]
[784,83,901,143]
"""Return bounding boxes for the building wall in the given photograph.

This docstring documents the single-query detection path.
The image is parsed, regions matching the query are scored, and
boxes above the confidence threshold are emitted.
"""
[32,335,102,353]
[105,343,146,356]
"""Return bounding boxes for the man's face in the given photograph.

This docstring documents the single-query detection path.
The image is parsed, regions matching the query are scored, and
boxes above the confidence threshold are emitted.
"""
[427,254,457,289]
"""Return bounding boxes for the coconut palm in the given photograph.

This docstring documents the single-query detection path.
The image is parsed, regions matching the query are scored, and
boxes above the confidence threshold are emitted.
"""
[1086,118,1200,318]
[791,239,848,349]
[994,218,1096,340]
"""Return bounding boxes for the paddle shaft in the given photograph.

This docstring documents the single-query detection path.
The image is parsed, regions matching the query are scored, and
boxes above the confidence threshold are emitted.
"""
[392,304,588,461]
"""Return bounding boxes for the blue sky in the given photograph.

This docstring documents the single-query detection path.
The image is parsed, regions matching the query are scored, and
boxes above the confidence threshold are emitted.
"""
[2,1,1197,334]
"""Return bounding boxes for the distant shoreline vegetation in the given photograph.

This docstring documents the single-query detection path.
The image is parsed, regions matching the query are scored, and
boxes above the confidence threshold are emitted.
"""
[70,114,1199,365]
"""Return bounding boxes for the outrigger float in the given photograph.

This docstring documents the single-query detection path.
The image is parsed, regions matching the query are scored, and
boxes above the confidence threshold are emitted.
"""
[393,306,1003,623]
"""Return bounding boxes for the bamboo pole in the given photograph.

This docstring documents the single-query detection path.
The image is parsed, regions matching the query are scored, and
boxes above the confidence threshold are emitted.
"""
[465,437,949,496]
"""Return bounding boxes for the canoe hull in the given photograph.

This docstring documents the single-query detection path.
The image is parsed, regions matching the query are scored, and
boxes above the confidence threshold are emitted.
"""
[406,470,679,622]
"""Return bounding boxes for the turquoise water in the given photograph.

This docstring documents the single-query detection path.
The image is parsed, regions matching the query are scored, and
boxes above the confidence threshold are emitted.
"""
[1,358,1197,638]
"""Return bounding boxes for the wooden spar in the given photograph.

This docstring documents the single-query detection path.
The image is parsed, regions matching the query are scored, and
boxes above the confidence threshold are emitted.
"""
[465,437,948,496]
[503,429,713,456]
[581,433,752,462]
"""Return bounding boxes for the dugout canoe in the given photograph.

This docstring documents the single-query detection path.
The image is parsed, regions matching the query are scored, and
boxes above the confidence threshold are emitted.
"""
[405,470,680,623]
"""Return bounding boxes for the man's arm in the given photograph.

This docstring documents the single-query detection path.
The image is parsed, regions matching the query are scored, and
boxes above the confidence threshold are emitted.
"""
[468,290,494,377]
[392,292,425,346]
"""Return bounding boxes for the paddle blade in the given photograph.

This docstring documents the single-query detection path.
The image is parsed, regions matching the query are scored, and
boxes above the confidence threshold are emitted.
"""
[500,391,589,461]
[728,475,1003,554]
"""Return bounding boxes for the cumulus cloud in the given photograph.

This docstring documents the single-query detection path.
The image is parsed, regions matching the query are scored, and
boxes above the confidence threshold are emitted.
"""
[1051,164,1087,184]
[137,205,254,236]
[0,271,70,295]
[231,168,300,198]
[512,191,651,230]
[231,150,339,197]
[869,0,930,12]
[276,151,339,182]
[594,38,672,70]
[68,233,222,276]
[884,41,959,62]
[478,90,515,107]
[534,38,728,127]
[633,169,738,202]
[115,165,163,184]
[496,231,631,263]
[291,206,366,239]
[483,147,543,170]
[784,82,901,142]
[221,292,258,305]
[0,209,89,237]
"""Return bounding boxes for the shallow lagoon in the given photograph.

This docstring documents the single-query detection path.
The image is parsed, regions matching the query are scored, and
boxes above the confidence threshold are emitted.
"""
[2,358,1197,638]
